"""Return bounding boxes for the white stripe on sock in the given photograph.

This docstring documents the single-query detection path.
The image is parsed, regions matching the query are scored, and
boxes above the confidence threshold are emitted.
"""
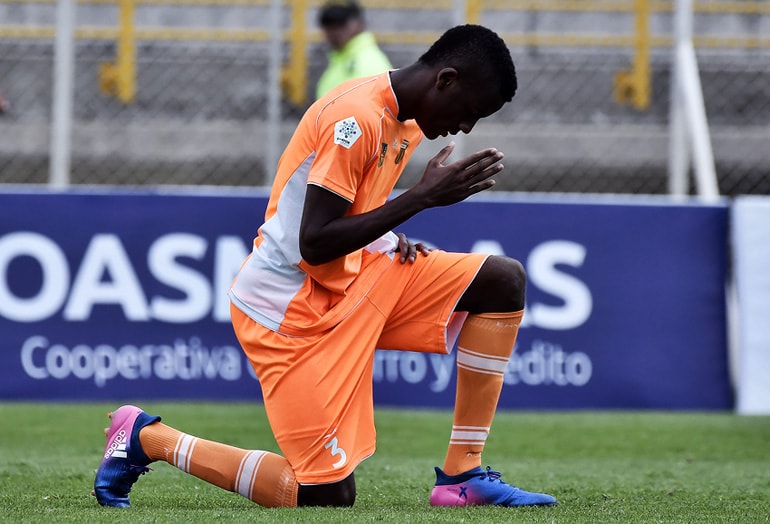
[236,450,267,500]
[173,434,197,473]
[453,425,490,432]
[184,437,198,473]
[450,425,489,445]
[457,346,510,375]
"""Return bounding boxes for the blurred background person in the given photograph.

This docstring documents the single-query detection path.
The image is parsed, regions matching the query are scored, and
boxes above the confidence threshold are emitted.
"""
[316,0,392,99]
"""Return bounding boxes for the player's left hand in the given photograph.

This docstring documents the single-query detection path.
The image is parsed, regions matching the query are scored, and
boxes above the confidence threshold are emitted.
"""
[394,232,431,263]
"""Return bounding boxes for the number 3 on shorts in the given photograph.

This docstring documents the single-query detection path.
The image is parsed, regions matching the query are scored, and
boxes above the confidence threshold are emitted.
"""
[324,436,347,469]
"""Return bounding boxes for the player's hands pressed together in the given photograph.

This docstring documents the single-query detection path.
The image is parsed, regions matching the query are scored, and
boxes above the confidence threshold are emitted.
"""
[389,144,502,264]
[411,142,504,208]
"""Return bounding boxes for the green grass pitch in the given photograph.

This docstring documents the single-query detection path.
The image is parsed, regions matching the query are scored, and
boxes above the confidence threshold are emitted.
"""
[1,402,768,523]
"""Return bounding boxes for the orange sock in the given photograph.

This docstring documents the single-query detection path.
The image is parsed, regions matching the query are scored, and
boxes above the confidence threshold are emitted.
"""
[139,422,298,507]
[442,310,523,476]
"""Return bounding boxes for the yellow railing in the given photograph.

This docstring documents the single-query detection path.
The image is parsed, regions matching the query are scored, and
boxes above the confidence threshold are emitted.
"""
[97,0,136,102]
[1,0,768,108]
[284,0,310,108]
[614,0,651,109]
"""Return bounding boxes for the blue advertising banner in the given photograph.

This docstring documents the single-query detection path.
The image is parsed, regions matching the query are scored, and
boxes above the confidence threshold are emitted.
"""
[0,190,732,409]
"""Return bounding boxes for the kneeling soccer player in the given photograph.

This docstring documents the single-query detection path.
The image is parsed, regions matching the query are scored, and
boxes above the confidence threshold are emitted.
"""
[93,24,557,509]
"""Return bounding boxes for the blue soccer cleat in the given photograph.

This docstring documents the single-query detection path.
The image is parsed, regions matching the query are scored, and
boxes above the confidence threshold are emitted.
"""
[92,405,161,508]
[430,465,557,507]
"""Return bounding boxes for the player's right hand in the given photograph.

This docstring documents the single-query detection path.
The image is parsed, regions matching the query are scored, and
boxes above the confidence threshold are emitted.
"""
[412,142,504,208]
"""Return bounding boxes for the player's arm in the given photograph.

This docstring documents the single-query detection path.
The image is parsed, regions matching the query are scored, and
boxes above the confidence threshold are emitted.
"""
[299,143,504,266]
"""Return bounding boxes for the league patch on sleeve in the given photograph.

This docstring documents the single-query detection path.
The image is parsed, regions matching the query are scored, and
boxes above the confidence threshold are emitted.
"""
[333,117,362,149]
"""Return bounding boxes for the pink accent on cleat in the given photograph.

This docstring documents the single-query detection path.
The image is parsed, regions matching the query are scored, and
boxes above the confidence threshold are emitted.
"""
[93,405,160,507]
[430,466,557,507]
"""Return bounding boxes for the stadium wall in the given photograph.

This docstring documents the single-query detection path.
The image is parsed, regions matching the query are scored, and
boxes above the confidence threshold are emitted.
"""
[0,189,734,410]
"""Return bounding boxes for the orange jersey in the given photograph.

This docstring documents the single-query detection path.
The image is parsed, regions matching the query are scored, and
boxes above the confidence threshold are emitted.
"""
[229,73,423,335]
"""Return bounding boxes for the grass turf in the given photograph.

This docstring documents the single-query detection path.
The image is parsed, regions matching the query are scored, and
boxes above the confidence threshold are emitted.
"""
[0,402,768,523]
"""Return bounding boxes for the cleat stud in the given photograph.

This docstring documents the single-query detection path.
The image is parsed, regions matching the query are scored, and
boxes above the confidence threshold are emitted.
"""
[107,411,113,419]
[104,427,109,435]
[90,490,95,497]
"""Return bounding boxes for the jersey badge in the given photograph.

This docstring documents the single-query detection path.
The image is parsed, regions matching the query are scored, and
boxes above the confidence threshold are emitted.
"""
[334,117,362,149]
[377,143,388,167]
[394,139,410,164]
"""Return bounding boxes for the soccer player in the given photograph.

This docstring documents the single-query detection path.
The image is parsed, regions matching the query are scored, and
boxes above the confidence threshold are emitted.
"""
[93,24,557,509]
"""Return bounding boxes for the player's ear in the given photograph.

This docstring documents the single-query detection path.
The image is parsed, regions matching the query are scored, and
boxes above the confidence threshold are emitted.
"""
[435,68,459,91]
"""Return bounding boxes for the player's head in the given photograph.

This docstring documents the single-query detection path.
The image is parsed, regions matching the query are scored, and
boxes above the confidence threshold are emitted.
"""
[412,25,517,139]
[418,25,517,103]
[318,0,365,51]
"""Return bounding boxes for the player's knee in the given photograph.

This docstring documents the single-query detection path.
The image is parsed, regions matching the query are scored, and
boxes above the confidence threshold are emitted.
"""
[460,256,526,313]
[500,257,526,310]
[483,256,526,311]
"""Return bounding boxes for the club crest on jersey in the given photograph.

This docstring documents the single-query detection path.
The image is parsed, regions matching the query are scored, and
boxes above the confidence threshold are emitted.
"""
[334,117,362,149]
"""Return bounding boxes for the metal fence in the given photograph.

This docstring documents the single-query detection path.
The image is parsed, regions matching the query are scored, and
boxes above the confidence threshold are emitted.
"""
[0,0,768,195]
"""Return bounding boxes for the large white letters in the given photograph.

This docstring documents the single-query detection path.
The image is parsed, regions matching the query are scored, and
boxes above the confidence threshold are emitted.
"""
[0,232,69,322]
[149,233,211,323]
[526,240,592,330]
[2,232,591,329]
[1,232,251,323]
[64,234,149,321]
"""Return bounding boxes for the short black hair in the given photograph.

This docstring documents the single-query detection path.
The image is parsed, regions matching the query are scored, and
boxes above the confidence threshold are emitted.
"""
[318,0,363,27]
[418,25,517,102]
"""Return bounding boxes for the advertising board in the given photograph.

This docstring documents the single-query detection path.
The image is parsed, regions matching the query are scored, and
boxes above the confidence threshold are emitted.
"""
[0,190,732,409]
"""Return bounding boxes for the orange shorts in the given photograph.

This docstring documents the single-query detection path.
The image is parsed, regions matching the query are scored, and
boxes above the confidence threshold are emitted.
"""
[230,249,488,484]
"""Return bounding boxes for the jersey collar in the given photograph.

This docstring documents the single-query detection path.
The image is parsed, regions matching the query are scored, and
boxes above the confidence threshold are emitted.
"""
[378,70,399,119]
